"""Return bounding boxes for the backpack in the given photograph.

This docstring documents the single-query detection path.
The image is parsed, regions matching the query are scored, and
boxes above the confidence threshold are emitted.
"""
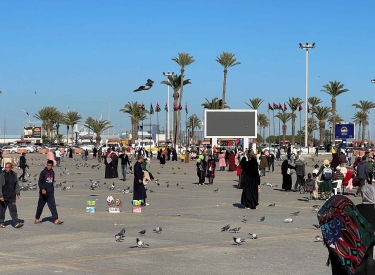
[322,166,332,180]
[304,179,314,192]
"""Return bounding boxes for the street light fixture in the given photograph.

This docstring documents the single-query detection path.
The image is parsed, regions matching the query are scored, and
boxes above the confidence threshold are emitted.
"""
[163,71,174,141]
[371,79,375,83]
[299,42,316,149]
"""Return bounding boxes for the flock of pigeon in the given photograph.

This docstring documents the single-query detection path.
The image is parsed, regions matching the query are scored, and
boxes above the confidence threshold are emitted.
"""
[114,226,162,248]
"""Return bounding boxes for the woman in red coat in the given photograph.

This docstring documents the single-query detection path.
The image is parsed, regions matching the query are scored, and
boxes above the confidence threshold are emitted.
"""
[206,155,216,185]
[228,151,236,171]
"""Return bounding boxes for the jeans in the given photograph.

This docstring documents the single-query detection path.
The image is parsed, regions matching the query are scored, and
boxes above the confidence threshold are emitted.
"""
[0,197,19,224]
[295,175,304,191]
[121,165,127,180]
[367,172,373,184]
[261,168,266,176]
[348,157,352,166]
[35,192,58,221]
[19,167,26,180]
[356,179,366,195]
[220,166,225,171]
[55,157,60,167]
[268,162,274,172]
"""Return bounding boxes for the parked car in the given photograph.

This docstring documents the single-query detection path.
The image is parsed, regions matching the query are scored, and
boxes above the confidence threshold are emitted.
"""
[80,144,95,151]
[17,145,35,153]
[2,145,18,154]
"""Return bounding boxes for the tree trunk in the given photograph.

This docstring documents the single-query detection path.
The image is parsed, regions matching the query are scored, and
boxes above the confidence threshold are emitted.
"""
[96,136,101,147]
[362,115,366,145]
[221,69,227,109]
[173,90,179,145]
[282,124,287,145]
[66,126,69,145]
[291,112,296,144]
[71,123,75,145]
[319,120,325,146]
[176,68,185,148]
[332,98,336,144]
[358,122,361,145]
[308,133,313,146]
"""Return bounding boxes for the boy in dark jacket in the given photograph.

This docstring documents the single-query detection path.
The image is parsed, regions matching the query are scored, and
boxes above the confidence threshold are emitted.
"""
[35,160,63,225]
[0,162,23,228]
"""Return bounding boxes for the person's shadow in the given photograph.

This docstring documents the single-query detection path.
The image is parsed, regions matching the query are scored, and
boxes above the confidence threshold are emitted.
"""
[232,203,245,209]
[41,217,55,223]
[4,219,25,227]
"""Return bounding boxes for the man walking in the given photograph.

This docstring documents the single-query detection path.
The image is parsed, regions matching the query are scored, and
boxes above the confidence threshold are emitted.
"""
[0,162,23,228]
[35,160,63,225]
[19,152,28,182]
[119,151,130,181]
[294,157,306,192]
[84,149,89,161]
[268,153,275,172]
[355,156,369,197]
[55,148,61,167]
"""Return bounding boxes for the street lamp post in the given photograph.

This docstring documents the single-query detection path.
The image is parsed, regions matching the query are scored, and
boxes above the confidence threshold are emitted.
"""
[371,80,375,144]
[163,72,174,141]
[299,42,316,149]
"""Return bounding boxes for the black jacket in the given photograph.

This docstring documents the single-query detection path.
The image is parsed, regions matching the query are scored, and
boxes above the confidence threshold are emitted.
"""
[119,153,130,166]
[0,171,20,199]
[20,155,27,169]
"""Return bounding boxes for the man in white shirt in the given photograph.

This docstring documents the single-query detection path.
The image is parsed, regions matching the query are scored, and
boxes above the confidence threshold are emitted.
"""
[55,148,61,167]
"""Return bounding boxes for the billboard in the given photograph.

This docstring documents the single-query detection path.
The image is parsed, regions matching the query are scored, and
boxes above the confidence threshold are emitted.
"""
[335,123,354,139]
[23,126,42,139]
[204,110,257,138]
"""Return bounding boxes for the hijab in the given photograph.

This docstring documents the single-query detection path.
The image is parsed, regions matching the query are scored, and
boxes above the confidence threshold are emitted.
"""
[106,151,113,164]
[361,184,375,204]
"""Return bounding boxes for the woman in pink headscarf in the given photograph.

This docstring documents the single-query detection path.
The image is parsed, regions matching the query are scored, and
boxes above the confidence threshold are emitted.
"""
[47,150,56,166]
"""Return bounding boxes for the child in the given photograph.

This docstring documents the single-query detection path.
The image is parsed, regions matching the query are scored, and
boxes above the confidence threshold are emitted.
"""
[312,173,319,200]
[304,173,315,201]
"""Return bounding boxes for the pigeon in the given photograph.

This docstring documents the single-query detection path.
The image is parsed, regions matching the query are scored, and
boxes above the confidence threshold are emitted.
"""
[136,238,149,248]
[284,218,293,223]
[268,203,276,207]
[274,185,278,187]
[133,79,154,92]
[178,167,180,169]
[312,224,321,229]
[290,211,300,216]
[139,230,146,236]
[314,236,323,242]
[242,216,247,223]
[229,227,241,233]
[233,237,245,245]
[108,183,115,190]
[248,233,258,239]
[153,227,162,234]
[221,224,230,232]
[312,205,320,209]
[157,172,160,174]
[172,172,176,174]
[115,228,126,242]
[260,216,265,222]
[176,183,179,186]
[172,167,174,170]
[167,184,169,188]
[150,189,155,193]
[213,188,218,193]
[266,183,273,187]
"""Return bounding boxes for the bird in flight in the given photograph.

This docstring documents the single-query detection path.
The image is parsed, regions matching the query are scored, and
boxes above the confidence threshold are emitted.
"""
[34,91,37,94]
[134,79,154,92]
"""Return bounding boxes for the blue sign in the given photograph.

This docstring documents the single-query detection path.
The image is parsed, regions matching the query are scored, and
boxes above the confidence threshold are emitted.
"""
[335,123,354,139]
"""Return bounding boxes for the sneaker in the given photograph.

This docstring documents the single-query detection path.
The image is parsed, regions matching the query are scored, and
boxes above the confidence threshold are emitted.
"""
[146,203,150,206]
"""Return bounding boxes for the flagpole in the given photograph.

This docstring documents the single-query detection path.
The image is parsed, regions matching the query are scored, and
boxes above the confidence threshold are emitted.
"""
[185,109,187,145]
[150,103,152,153]
[268,107,270,151]
[278,108,281,145]
[299,108,302,150]
[157,108,159,146]
[273,108,275,151]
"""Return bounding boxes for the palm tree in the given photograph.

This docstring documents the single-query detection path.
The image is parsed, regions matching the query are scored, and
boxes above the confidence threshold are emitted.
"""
[257,114,269,143]
[64,111,82,145]
[119,101,148,144]
[216,52,241,109]
[275,112,292,145]
[34,107,59,141]
[308,96,322,138]
[85,116,95,137]
[172,52,195,145]
[160,74,192,144]
[352,100,375,144]
[186,114,201,141]
[327,114,344,125]
[287,97,303,145]
[84,119,112,146]
[312,106,331,146]
[307,117,318,145]
[52,111,66,140]
[321,81,349,141]
[201,98,230,109]
[352,112,364,144]
[245,98,264,110]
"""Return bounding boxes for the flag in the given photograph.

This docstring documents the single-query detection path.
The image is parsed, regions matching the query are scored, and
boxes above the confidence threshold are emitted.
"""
[283,103,287,111]
[273,103,279,109]
[268,103,273,110]
[155,103,161,112]
[139,103,145,110]
[150,103,154,114]
[298,104,303,111]
[185,103,188,114]
[307,105,310,113]
[164,103,168,112]
[179,104,183,110]
[278,103,282,109]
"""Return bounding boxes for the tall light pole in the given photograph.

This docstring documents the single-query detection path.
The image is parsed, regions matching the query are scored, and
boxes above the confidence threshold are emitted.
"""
[299,42,316,148]
[163,71,174,141]
[371,80,375,143]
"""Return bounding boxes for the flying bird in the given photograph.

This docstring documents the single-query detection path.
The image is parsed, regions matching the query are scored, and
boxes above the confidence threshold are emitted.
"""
[233,237,245,245]
[133,79,154,92]
[34,91,37,94]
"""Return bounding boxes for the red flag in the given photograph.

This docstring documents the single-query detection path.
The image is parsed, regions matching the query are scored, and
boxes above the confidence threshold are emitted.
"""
[164,103,168,112]
[268,103,273,110]
[179,104,183,110]
[185,103,188,114]
[278,103,282,109]
[155,103,161,112]
[307,105,310,113]
[299,104,303,111]
[283,103,287,111]
[273,103,278,109]
[139,103,145,110]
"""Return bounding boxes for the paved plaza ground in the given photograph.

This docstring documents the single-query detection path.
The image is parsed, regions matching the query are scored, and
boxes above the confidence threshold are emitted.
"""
[0,153,359,275]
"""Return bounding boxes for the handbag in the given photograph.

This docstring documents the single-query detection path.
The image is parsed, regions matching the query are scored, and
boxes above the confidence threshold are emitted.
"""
[143,171,150,185]
[287,168,291,175]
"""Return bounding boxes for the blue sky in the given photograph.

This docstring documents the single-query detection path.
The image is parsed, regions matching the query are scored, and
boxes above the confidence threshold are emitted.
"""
[1,0,374,137]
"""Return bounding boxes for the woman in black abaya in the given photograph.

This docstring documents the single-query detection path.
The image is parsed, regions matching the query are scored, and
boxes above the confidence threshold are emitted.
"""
[241,153,260,209]
[104,150,114,178]
[281,159,295,191]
